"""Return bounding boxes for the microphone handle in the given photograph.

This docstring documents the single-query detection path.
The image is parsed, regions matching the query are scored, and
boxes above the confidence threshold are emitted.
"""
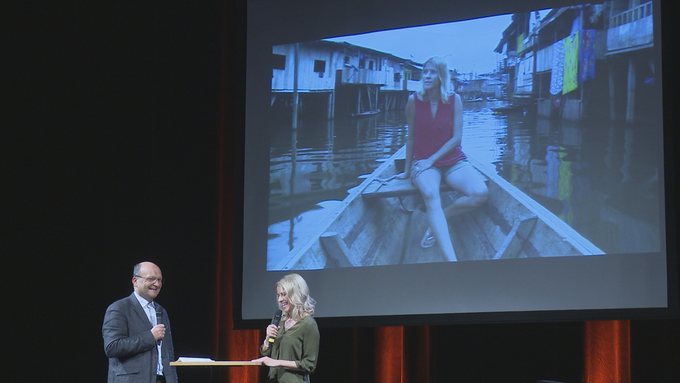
[269,311,282,343]
[155,306,163,345]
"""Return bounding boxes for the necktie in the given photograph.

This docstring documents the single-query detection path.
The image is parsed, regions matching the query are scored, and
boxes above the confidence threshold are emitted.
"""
[149,303,157,326]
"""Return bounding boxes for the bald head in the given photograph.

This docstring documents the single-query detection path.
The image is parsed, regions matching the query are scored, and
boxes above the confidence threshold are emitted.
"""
[132,262,163,302]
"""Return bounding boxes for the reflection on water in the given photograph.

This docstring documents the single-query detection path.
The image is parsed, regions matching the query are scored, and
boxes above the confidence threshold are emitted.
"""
[268,101,661,267]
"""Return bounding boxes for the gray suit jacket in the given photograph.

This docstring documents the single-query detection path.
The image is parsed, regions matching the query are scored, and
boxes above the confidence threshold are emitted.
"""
[103,293,178,383]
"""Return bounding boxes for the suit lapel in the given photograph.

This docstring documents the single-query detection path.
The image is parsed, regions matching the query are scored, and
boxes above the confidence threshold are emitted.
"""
[128,293,153,329]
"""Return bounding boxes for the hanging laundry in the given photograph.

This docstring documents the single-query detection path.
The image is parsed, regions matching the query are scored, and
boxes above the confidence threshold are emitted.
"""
[563,31,580,94]
[550,39,565,96]
[580,29,596,82]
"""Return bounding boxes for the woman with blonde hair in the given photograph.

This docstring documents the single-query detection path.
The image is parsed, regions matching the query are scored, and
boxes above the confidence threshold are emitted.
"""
[253,273,319,382]
[398,56,488,261]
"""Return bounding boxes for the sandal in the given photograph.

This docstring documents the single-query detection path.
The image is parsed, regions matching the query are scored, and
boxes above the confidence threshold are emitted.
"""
[420,227,435,248]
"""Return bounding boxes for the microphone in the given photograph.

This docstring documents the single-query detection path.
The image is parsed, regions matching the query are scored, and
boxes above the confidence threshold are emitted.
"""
[155,305,163,345]
[156,304,163,326]
[268,309,282,344]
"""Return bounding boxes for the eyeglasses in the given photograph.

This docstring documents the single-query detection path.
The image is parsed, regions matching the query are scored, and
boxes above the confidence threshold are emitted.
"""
[135,275,164,284]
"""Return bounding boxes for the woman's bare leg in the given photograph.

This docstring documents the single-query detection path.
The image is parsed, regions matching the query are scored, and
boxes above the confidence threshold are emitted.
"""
[442,164,488,219]
[413,169,457,262]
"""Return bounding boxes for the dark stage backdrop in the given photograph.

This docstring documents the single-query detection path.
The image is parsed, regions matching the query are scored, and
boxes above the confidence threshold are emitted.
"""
[7,2,221,382]
[6,1,680,382]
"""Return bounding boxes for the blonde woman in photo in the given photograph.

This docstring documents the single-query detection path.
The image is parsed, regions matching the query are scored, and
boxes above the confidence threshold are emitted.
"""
[398,56,488,261]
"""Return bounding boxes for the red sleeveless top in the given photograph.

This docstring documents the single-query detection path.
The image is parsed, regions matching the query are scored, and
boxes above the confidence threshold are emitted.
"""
[413,93,466,167]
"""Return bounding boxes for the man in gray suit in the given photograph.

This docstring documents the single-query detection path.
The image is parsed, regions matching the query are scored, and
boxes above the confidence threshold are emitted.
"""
[103,261,178,383]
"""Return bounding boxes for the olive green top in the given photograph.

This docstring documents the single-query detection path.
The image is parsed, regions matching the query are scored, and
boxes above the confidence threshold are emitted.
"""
[261,315,320,383]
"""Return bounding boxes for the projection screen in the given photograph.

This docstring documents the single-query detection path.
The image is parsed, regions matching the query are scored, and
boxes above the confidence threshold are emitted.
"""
[236,0,678,326]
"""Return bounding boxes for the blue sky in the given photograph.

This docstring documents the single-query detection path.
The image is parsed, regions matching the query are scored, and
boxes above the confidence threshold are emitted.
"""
[324,14,516,75]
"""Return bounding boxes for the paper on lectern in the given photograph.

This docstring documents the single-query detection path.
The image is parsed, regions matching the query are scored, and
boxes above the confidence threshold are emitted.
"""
[176,357,214,362]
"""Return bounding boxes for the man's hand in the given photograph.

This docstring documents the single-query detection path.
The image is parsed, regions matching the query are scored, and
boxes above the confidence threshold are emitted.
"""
[151,324,166,341]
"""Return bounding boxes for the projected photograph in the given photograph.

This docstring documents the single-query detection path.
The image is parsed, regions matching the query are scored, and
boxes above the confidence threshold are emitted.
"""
[266,2,662,271]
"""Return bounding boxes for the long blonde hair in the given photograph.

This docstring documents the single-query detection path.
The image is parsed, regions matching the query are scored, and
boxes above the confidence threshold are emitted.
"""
[417,56,450,104]
[277,273,316,321]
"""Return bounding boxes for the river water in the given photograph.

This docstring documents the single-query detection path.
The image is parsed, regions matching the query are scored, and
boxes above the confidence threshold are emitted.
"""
[267,100,662,268]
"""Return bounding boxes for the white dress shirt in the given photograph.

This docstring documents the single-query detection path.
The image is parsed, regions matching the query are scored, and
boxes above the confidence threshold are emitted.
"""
[133,291,163,376]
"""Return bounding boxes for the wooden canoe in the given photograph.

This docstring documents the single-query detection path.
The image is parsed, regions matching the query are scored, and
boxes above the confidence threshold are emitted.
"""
[273,146,604,270]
